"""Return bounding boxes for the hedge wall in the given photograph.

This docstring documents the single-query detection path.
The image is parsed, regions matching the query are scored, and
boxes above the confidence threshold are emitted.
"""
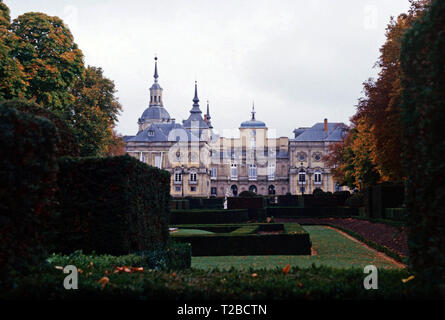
[400,0,445,287]
[266,207,359,218]
[170,209,249,224]
[227,197,265,221]
[53,155,171,255]
[0,105,59,289]
[172,228,311,256]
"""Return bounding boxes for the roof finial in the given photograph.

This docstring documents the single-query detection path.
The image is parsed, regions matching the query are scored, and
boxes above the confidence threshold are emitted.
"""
[251,101,256,120]
[193,81,199,105]
[154,56,159,82]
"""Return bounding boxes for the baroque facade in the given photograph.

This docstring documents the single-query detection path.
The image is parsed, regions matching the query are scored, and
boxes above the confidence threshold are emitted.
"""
[124,58,347,197]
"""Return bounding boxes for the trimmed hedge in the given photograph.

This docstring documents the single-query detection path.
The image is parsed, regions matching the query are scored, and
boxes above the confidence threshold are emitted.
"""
[47,242,191,272]
[170,209,249,224]
[170,199,190,210]
[52,155,171,255]
[171,197,224,209]
[384,208,407,222]
[266,206,359,218]
[400,0,445,288]
[171,223,311,256]
[3,266,436,300]
[228,197,265,222]
[0,105,59,290]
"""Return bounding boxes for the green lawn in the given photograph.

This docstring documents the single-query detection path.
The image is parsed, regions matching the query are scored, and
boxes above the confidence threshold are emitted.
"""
[192,225,402,270]
[173,228,215,235]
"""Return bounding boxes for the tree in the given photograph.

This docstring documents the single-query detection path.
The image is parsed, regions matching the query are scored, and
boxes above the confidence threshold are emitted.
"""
[2,99,79,157]
[69,66,122,156]
[400,0,444,290]
[10,12,84,113]
[0,1,27,100]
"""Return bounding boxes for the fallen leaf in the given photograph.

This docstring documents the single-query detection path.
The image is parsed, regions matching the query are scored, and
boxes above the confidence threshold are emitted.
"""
[402,275,415,283]
[282,264,291,275]
[97,276,109,288]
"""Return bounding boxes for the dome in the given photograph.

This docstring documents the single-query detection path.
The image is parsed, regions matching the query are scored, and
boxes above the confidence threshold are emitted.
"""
[140,106,171,122]
[240,119,266,128]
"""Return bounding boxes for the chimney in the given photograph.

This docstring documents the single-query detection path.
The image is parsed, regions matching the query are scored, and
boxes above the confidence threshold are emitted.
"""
[324,118,328,132]
[204,114,207,123]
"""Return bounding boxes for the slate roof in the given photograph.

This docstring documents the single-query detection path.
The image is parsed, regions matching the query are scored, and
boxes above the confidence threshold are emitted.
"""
[139,106,171,122]
[292,122,346,142]
[127,122,199,142]
[240,119,266,128]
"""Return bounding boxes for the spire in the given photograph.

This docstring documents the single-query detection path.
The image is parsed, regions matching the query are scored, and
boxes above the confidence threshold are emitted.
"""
[149,56,163,107]
[251,101,256,120]
[206,100,213,129]
[193,81,199,106]
[190,81,201,113]
[153,56,159,82]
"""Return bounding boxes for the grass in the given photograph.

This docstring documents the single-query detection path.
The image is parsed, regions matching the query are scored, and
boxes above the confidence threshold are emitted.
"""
[192,225,402,270]
[173,228,215,235]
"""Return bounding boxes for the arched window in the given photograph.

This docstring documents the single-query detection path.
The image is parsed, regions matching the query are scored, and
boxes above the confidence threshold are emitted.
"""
[231,185,238,196]
[249,185,257,193]
[268,185,276,195]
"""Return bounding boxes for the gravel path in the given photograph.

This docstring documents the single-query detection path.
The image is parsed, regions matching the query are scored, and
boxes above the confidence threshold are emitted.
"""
[276,217,408,257]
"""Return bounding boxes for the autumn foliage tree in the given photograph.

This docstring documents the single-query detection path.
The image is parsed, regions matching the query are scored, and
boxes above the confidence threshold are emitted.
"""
[326,0,430,189]
[0,3,122,157]
[0,1,27,100]
[69,66,122,157]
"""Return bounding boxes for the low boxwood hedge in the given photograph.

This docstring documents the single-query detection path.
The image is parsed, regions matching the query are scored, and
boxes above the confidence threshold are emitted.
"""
[170,209,249,224]
[170,223,311,256]
[47,242,191,272]
[3,266,435,300]
[266,207,359,218]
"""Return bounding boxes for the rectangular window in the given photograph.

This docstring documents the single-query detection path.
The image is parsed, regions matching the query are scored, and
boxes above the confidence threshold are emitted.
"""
[298,173,306,183]
[210,167,217,180]
[231,163,238,180]
[314,172,322,184]
[155,155,162,169]
[268,163,275,181]
[248,164,257,180]
[190,186,196,192]
[211,187,217,196]
[174,172,182,182]
[175,186,181,192]
[190,172,197,182]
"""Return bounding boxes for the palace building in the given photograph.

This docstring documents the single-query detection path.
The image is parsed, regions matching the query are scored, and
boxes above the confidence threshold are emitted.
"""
[124,58,347,197]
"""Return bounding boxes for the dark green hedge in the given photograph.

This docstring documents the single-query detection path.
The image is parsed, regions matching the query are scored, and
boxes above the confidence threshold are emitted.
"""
[170,209,249,224]
[3,266,436,300]
[227,196,264,209]
[0,104,59,289]
[47,242,191,273]
[170,199,190,210]
[266,206,359,218]
[2,99,79,157]
[384,208,407,222]
[171,224,311,256]
[52,155,171,255]
[401,0,445,287]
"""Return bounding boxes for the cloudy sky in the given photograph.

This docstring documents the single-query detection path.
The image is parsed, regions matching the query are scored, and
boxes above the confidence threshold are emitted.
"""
[7,0,411,137]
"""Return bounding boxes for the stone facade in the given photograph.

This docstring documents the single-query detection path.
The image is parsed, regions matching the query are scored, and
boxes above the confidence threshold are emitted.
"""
[124,58,348,197]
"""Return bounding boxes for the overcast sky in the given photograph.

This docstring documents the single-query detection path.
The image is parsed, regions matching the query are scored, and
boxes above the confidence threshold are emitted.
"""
[7,0,411,137]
